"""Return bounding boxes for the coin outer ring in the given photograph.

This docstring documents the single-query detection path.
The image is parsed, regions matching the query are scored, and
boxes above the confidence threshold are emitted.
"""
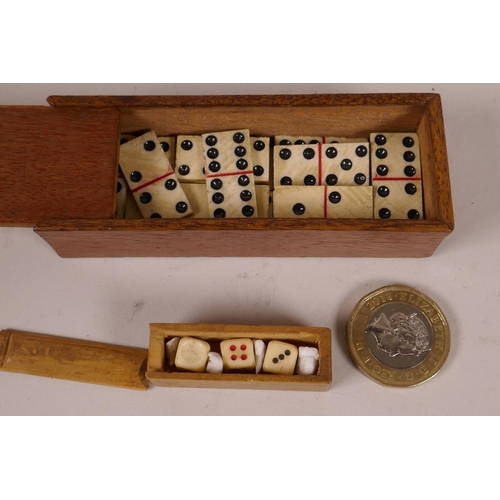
[347,285,450,388]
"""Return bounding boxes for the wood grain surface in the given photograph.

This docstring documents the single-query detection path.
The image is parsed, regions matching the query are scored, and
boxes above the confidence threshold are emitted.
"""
[47,93,438,108]
[0,329,149,390]
[0,106,119,226]
[146,323,332,391]
[35,218,451,258]
[7,93,453,257]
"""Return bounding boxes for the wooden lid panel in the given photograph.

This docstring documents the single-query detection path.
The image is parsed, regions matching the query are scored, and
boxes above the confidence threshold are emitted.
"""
[0,106,120,226]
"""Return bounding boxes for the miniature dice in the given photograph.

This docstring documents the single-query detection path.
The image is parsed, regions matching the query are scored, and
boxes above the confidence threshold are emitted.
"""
[262,341,298,375]
[373,180,423,220]
[274,144,320,186]
[220,338,256,371]
[174,337,211,373]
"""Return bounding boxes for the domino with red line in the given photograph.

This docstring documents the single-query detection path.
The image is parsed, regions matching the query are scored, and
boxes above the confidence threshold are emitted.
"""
[273,186,373,219]
[275,143,370,187]
[370,132,421,181]
[119,131,193,219]
[370,133,423,220]
[275,135,368,145]
[220,338,256,371]
[202,129,258,218]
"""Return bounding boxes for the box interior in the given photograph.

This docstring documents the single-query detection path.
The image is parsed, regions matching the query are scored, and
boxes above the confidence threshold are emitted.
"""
[146,324,331,384]
[117,102,439,222]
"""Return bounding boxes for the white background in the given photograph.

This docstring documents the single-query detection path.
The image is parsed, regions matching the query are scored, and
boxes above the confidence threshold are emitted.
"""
[0,83,499,416]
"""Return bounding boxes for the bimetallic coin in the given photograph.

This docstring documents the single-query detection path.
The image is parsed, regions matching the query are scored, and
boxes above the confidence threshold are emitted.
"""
[347,285,450,387]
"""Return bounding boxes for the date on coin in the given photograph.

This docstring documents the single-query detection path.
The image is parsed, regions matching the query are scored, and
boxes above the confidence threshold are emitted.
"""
[347,285,450,387]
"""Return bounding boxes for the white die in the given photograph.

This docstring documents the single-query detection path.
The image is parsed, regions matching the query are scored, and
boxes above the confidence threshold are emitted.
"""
[262,341,298,375]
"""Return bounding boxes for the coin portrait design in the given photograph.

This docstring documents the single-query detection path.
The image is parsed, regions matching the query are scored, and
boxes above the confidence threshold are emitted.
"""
[347,285,450,387]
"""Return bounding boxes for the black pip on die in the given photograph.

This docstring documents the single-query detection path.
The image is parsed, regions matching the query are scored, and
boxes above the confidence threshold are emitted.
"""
[119,131,193,219]
[370,132,424,220]
[202,130,258,218]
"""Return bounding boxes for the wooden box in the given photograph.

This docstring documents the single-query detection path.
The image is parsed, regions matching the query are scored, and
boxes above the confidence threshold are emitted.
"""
[146,323,332,391]
[0,93,454,258]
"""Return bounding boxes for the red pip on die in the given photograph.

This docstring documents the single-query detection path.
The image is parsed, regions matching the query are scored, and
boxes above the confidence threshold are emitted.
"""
[220,338,256,371]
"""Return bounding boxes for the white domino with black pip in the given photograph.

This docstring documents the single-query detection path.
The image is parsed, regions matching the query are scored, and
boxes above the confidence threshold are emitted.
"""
[202,129,258,218]
[250,137,270,184]
[119,131,193,219]
[370,133,423,220]
[321,142,370,187]
[274,144,321,186]
[273,186,373,219]
[175,135,206,182]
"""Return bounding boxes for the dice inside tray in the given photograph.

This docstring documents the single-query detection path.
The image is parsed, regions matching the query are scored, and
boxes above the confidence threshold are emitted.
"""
[163,337,319,376]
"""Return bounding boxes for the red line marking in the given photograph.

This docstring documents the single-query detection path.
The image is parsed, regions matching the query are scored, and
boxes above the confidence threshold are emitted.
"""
[318,143,323,186]
[322,137,327,143]
[372,177,421,182]
[131,171,174,193]
[324,186,328,218]
[206,170,253,179]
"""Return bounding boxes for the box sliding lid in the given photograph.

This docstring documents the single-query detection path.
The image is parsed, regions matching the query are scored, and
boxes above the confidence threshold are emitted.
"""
[0,106,120,226]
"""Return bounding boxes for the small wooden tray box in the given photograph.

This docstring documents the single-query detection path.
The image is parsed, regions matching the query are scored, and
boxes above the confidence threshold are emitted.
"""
[146,323,332,391]
[0,93,454,258]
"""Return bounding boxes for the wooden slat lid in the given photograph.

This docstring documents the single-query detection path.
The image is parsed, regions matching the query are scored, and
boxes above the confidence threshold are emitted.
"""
[0,329,149,390]
[0,106,120,226]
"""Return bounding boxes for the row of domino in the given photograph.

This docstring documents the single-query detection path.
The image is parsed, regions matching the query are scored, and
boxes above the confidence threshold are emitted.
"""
[116,130,423,220]
[166,337,319,376]
[272,133,424,220]
[117,129,269,219]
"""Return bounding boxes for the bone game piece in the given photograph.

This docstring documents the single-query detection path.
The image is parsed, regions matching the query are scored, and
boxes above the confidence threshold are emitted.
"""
[262,340,298,375]
[254,339,266,374]
[220,338,256,371]
[206,352,223,374]
[296,346,319,375]
[174,337,211,373]
[175,135,206,182]
[165,337,180,366]
[119,131,193,219]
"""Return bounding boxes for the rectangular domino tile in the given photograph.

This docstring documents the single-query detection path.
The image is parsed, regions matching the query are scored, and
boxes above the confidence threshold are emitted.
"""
[273,186,373,219]
[274,143,370,188]
[175,135,206,183]
[370,132,424,220]
[182,183,270,218]
[119,131,193,219]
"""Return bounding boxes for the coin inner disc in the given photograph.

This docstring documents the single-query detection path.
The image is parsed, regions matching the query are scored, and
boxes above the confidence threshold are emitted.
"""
[365,302,434,369]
